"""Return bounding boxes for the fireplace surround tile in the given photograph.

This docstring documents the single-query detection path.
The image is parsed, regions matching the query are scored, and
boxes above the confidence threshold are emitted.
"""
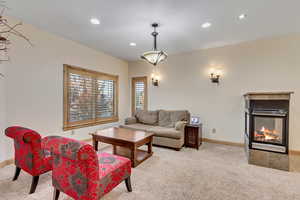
[248,149,270,168]
[269,152,289,171]
[248,149,289,171]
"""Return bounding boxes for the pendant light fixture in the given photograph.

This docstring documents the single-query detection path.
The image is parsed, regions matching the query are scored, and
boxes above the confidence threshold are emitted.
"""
[141,23,167,66]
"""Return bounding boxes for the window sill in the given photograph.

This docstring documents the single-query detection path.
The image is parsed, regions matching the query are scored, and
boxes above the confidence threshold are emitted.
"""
[63,117,119,131]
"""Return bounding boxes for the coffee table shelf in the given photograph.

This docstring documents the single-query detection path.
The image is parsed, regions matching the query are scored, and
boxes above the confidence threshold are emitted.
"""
[115,147,153,166]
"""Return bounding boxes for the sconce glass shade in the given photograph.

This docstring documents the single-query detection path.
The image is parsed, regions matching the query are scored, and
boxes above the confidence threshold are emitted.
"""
[141,50,167,66]
[215,69,222,76]
[151,71,160,86]
[0,50,9,62]
[0,36,10,61]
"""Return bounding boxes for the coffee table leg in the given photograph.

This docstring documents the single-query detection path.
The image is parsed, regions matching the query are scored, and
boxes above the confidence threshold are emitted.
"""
[113,145,117,154]
[147,138,153,154]
[131,145,137,167]
[93,139,98,151]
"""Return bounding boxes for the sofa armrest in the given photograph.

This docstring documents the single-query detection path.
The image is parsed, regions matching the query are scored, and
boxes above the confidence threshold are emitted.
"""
[125,117,137,125]
[175,121,187,131]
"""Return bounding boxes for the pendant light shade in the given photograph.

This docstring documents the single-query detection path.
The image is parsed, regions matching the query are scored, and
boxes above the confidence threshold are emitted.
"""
[141,23,167,66]
[141,50,167,66]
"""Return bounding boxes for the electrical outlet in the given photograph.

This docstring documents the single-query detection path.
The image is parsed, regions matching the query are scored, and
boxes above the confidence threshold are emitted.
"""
[71,130,75,135]
[212,128,216,134]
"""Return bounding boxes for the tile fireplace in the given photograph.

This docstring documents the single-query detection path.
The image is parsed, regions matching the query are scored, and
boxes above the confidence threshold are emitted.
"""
[244,92,293,171]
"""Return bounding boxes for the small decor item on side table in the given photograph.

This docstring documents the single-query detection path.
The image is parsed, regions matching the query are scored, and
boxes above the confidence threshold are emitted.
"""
[190,116,200,125]
[185,121,202,150]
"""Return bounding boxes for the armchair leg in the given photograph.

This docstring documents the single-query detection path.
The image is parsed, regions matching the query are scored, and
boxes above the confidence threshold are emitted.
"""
[53,188,60,200]
[13,166,21,181]
[29,176,39,194]
[125,176,132,192]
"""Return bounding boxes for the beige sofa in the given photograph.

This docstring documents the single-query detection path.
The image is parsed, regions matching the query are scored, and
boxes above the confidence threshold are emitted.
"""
[120,110,190,150]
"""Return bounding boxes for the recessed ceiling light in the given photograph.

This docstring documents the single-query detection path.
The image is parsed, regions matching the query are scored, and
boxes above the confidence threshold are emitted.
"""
[202,22,211,29]
[129,42,136,46]
[90,18,100,25]
[238,14,247,20]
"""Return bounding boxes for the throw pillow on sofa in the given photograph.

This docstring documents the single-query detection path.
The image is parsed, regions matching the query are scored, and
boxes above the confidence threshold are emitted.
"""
[175,121,186,131]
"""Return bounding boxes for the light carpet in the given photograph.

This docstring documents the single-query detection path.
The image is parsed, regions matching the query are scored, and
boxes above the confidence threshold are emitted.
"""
[1,143,300,200]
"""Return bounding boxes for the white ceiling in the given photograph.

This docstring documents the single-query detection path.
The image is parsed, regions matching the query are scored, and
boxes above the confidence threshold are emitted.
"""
[6,0,300,61]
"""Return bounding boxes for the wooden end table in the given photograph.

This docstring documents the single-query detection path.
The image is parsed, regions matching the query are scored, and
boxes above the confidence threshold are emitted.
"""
[91,127,154,168]
[184,123,202,150]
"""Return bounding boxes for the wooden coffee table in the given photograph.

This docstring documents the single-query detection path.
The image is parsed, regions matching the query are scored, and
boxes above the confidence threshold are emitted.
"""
[91,127,154,168]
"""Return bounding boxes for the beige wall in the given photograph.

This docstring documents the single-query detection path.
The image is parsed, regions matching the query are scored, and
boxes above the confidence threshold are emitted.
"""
[0,17,129,162]
[129,34,300,151]
[0,64,7,162]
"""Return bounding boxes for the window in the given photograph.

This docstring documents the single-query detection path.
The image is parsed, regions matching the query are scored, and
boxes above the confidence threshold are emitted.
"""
[131,76,147,114]
[63,64,118,130]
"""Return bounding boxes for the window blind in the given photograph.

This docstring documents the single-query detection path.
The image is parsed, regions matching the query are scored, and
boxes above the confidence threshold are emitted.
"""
[64,65,118,130]
[69,72,94,122]
[131,76,147,114]
[96,79,115,118]
[135,81,145,111]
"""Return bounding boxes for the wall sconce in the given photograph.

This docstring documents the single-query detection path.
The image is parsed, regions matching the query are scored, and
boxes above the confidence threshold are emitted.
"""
[210,68,221,84]
[151,72,160,86]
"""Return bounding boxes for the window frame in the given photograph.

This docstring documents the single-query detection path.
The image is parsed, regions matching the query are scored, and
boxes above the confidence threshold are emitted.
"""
[131,76,148,115]
[63,64,119,131]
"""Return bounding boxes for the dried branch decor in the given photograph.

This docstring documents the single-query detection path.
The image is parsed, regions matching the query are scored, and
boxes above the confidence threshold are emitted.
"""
[0,1,32,62]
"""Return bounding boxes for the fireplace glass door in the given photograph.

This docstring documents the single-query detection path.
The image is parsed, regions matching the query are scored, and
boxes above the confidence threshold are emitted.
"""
[253,116,284,145]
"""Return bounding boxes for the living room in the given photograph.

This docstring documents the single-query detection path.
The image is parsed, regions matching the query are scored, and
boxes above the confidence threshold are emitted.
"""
[1,0,300,200]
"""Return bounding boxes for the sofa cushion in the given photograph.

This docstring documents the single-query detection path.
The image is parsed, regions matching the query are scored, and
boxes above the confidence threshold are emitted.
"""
[120,124,182,139]
[170,110,189,123]
[148,126,182,139]
[119,124,156,132]
[158,110,173,127]
[125,117,137,125]
[159,110,189,128]
[135,110,158,125]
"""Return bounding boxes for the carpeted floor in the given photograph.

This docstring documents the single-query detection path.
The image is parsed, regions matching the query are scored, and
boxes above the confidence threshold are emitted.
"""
[1,143,300,200]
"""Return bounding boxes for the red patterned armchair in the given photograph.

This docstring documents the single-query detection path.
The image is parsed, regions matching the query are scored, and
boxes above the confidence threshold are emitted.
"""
[5,126,53,194]
[43,136,132,200]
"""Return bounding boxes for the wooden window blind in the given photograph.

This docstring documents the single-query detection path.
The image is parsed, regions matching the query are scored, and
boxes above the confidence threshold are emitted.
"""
[63,64,118,130]
[132,76,148,114]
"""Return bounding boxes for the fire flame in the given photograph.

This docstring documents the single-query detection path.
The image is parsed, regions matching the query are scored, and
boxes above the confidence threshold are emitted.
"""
[254,126,280,141]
